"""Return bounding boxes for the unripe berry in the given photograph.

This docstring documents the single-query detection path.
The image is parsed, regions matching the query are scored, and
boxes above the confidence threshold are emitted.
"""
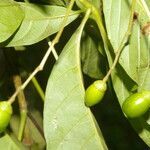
[122,91,150,118]
[85,80,107,107]
[0,101,12,133]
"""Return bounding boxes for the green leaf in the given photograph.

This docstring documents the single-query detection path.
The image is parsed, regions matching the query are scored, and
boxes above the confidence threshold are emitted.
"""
[0,134,27,150]
[0,1,24,43]
[103,0,131,51]
[119,22,149,83]
[145,0,150,8]
[81,32,104,79]
[130,117,150,147]
[138,68,150,91]
[103,0,149,82]
[44,15,108,149]
[104,1,150,146]
[117,0,150,84]
[106,44,150,147]
[7,3,80,47]
[137,0,150,25]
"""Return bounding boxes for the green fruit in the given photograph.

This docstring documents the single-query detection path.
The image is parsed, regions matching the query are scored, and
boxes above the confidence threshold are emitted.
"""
[0,101,12,133]
[122,91,150,118]
[85,80,107,107]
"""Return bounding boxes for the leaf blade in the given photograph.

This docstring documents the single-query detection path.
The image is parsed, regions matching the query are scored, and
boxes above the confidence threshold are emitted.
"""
[0,134,27,150]
[103,0,131,51]
[104,1,150,146]
[44,14,107,149]
[81,32,104,79]
[7,3,80,46]
[0,1,24,43]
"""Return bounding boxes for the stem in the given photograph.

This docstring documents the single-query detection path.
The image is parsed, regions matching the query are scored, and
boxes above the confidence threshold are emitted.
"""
[93,10,110,54]
[51,46,59,60]
[8,0,75,104]
[18,111,27,141]
[31,77,45,102]
[78,0,136,83]
[103,0,136,82]
[13,75,27,141]
[52,0,75,44]
[47,39,59,60]
[77,0,110,52]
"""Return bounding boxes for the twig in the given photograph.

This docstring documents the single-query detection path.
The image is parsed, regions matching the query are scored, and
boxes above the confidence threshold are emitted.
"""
[47,40,59,60]
[8,0,75,104]
[77,0,110,52]
[13,75,27,141]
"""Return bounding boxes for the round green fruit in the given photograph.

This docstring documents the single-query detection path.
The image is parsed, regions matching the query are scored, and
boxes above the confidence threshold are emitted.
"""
[122,91,150,118]
[85,80,107,107]
[0,101,12,133]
